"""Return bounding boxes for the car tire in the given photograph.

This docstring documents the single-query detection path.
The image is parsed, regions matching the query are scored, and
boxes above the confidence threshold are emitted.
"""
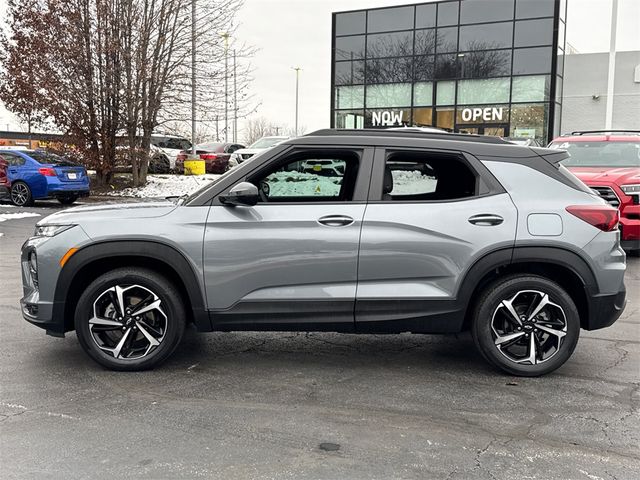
[74,268,186,371]
[58,195,79,205]
[471,275,580,377]
[10,181,34,207]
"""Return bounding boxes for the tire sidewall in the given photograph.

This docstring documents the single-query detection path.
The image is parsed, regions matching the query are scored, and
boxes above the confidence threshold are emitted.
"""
[75,268,185,371]
[472,275,580,377]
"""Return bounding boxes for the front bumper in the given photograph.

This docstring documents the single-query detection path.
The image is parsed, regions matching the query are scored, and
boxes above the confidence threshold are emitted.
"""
[584,286,626,330]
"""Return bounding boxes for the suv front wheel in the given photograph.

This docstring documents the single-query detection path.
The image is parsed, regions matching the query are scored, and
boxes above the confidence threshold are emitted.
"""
[75,268,186,371]
[472,275,580,377]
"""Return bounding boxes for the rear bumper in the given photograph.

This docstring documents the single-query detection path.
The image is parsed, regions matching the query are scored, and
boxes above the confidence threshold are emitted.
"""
[584,286,626,330]
[0,185,9,199]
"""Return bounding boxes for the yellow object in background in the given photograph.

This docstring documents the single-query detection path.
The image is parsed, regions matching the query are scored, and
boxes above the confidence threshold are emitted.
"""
[184,160,205,175]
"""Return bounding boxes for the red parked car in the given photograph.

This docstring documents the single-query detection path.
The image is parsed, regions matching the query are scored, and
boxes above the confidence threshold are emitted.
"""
[0,155,10,200]
[175,142,245,174]
[549,130,640,253]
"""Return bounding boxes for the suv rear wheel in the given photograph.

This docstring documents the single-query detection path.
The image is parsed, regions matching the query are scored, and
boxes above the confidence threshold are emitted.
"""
[472,275,580,377]
[74,268,185,371]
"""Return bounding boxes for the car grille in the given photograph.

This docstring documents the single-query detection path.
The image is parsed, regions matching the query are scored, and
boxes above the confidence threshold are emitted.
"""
[591,186,620,208]
[241,154,254,160]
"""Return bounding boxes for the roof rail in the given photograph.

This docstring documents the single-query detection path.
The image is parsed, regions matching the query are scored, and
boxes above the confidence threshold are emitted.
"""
[306,128,508,145]
[565,130,640,136]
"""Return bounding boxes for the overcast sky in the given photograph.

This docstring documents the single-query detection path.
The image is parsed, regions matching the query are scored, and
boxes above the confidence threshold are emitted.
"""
[1,0,639,138]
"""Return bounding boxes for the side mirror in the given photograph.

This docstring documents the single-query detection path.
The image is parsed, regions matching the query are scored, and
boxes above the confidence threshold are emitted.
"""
[220,182,259,206]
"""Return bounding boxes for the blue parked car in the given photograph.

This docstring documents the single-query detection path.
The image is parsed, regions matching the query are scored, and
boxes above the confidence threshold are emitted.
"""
[0,149,90,206]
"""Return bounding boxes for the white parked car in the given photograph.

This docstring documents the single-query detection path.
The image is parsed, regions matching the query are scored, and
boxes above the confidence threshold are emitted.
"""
[230,136,290,167]
[150,134,192,172]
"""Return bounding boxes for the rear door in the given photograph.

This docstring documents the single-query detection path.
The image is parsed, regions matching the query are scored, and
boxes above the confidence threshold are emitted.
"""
[203,146,373,331]
[355,146,517,332]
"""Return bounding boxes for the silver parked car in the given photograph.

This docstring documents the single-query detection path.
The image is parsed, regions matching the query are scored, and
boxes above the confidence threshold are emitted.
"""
[20,129,626,375]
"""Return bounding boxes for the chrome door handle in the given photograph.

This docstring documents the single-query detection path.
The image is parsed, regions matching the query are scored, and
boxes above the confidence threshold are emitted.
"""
[468,214,504,226]
[318,215,354,227]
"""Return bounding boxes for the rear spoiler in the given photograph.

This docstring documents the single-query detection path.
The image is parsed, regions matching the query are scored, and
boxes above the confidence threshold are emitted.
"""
[530,147,569,165]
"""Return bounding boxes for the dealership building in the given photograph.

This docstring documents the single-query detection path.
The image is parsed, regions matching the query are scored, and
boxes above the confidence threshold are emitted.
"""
[330,0,571,143]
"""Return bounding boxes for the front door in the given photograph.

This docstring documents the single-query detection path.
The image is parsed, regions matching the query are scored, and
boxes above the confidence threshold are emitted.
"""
[355,147,517,333]
[203,147,373,331]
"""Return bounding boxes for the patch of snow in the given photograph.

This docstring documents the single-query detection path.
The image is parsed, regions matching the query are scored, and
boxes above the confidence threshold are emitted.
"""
[391,170,437,195]
[103,174,221,198]
[0,212,41,222]
[267,171,342,197]
[0,203,16,208]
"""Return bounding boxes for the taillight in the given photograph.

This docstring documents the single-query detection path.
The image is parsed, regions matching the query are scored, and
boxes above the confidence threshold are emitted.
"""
[200,153,217,160]
[38,168,56,176]
[566,205,619,232]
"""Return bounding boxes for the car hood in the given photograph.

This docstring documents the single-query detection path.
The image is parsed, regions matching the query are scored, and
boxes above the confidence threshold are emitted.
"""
[568,166,640,184]
[38,201,178,226]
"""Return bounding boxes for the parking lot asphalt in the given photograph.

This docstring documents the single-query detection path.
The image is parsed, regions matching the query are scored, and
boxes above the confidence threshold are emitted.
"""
[1,201,638,480]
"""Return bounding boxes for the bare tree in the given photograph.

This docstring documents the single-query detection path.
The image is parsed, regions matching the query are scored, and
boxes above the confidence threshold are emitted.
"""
[0,0,256,187]
[243,117,279,145]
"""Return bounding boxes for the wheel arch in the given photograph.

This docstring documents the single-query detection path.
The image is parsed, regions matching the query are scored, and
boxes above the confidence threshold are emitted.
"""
[53,240,210,333]
[458,246,596,331]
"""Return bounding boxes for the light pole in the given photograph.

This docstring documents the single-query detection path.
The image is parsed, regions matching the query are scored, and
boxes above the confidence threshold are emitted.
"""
[191,0,197,155]
[233,49,238,143]
[292,66,302,136]
[220,32,230,143]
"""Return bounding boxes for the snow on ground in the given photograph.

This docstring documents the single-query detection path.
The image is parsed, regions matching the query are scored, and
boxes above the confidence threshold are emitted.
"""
[0,212,41,222]
[391,170,437,194]
[267,171,342,197]
[103,174,221,198]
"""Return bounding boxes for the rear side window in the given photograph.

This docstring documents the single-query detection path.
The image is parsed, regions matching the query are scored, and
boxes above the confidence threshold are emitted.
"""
[382,152,478,201]
[1,153,26,166]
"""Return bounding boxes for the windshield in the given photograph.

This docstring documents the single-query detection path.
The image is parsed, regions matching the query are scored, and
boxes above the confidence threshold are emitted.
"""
[551,140,640,168]
[28,151,77,166]
[249,137,286,149]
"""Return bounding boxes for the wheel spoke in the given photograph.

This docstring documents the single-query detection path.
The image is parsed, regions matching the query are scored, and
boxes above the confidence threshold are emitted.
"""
[136,322,160,347]
[89,316,122,327]
[536,324,567,339]
[517,333,537,365]
[112,328,132,359]
[501,298,523,326]
[526,293,550,322]
[138,319,162,337]
[114,285,127,316]
[494,331,525,346]
[132,298,162,317]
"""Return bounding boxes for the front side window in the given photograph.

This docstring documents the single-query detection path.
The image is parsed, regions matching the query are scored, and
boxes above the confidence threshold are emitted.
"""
[381,152,477,201]
[250,153,360,202]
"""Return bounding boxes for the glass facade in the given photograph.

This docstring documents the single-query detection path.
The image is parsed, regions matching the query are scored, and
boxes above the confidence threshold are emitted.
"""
[331,0,567,144]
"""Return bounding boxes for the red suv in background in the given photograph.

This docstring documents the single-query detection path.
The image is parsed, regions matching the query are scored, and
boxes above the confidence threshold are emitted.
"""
[549,131,640,253]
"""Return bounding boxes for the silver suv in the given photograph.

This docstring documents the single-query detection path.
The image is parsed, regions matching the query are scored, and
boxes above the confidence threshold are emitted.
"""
[20,130,627,375]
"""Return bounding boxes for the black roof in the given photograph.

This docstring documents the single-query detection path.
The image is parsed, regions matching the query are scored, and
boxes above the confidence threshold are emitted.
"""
[306,129,508,145]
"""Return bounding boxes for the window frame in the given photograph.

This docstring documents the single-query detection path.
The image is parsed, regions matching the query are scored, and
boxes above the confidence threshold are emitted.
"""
[212,146,375,206]
[367,146,504,204]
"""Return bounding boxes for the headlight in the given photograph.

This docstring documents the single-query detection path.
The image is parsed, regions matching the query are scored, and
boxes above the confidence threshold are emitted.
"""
[620,184,640,196]
[34,224,75,237]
